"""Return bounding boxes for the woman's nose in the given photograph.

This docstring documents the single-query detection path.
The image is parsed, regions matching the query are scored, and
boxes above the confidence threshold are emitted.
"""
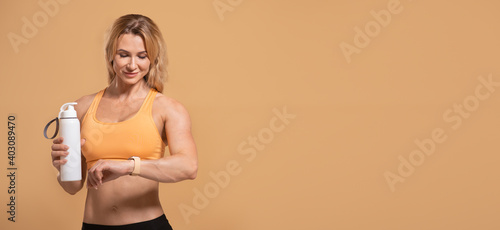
[126,58,137,70]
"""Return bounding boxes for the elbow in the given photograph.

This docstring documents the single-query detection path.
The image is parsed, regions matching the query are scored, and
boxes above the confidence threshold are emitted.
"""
[187,162,198,180]
[189,170,197,180]
[64,187,80,195]
[173,162,196,182]
[61,180,83,195]
[67,190,78,195]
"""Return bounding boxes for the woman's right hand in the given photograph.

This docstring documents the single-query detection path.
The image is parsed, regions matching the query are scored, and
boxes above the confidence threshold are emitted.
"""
[51,137,69,172]
[51,137,86,194]
[51,137,87,172]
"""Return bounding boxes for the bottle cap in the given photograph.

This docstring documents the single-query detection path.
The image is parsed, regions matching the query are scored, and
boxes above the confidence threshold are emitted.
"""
[59,102,78,119]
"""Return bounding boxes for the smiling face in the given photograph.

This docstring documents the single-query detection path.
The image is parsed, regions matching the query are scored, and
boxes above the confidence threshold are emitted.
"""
[112,33,151,86]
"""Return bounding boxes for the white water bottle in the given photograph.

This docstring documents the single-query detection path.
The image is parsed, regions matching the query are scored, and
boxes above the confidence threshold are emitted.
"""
[59,102,82,181]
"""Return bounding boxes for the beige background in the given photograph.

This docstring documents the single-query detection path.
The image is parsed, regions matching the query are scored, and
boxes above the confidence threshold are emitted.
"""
[1,0,500,229]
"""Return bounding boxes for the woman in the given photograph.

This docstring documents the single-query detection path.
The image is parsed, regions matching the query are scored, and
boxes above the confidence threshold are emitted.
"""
[50,14,197,229]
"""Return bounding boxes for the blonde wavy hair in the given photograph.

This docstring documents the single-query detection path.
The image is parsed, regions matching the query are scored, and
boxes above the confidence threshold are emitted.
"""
[105,14,167,92]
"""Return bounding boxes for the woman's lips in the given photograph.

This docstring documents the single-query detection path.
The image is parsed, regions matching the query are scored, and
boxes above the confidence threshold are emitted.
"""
[124,72,138,77]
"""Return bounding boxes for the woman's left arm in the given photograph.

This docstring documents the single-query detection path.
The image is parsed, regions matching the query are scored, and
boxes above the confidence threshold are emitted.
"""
[86,99,197,188]
[140,99,198,182]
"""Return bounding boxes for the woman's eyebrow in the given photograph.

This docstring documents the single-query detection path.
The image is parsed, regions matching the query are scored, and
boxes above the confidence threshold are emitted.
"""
[117,49,147,54]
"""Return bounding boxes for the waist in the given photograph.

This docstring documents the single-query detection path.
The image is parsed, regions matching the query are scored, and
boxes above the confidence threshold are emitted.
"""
[83,177,163,225]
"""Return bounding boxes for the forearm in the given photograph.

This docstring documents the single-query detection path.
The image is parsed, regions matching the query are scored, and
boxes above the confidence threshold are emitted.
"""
[138,155,197,183]
[57,173,84,195]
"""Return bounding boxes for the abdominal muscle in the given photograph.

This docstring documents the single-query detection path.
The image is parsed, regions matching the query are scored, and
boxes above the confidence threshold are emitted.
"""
[83,175,164,225]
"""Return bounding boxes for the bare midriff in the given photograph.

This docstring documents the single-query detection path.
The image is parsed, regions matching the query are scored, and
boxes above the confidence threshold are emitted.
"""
[83,176,164,225]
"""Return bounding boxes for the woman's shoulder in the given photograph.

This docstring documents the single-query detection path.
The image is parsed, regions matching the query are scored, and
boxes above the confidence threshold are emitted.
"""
[74,91,100,121]
[76,92,98,103]
[153,92,190,118]
[75,92,99,109]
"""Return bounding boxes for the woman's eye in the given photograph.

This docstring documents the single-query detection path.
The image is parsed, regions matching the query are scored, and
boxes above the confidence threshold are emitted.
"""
[138,56,147,59]
[119,54,128,58]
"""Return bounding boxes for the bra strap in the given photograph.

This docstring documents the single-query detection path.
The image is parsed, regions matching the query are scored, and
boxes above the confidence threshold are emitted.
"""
[144,89,158,112]
[84,90,105,121]
[92,90,105,113]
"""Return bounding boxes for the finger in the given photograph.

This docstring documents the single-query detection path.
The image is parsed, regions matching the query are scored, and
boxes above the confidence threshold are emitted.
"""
[86,176,95,189]
[86,171,95,189]
[53,137,64,144]
[51,153,68,166]
[88,162,102,189]
[86,165,95,187]
[52,159,67,172]
[87,169,98,189]
[51,150,69,158]
[51,144,69,151]
[52,159,67,168]
[51,150,68,170]
[93,164,104,185]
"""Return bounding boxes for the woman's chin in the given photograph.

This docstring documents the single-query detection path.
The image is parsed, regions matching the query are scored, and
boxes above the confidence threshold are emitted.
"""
[116,75,145,86]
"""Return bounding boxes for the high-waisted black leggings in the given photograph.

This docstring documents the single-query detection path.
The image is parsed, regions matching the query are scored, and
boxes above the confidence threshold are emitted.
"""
[81,214,173,230]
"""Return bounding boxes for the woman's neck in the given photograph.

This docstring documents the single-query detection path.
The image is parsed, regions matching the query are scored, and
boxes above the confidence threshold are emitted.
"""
[106,78,150,100]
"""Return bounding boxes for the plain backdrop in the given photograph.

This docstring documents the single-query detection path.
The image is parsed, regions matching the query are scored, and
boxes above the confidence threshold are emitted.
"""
[1,0,500,229]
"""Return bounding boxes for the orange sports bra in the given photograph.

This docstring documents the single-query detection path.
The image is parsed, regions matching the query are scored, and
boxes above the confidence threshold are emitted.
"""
[81,88,165,168]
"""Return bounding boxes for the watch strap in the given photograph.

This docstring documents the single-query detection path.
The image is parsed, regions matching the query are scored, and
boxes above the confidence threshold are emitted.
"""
[128,156,141,176]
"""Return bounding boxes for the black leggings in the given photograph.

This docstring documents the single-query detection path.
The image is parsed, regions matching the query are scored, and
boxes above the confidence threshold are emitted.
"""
[82,214,173,230]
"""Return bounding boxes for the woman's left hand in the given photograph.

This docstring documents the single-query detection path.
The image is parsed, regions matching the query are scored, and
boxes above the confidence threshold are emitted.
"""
[86,160,133,189]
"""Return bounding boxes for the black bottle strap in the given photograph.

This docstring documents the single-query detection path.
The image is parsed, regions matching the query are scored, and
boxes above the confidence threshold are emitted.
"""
[43,117,59,139]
